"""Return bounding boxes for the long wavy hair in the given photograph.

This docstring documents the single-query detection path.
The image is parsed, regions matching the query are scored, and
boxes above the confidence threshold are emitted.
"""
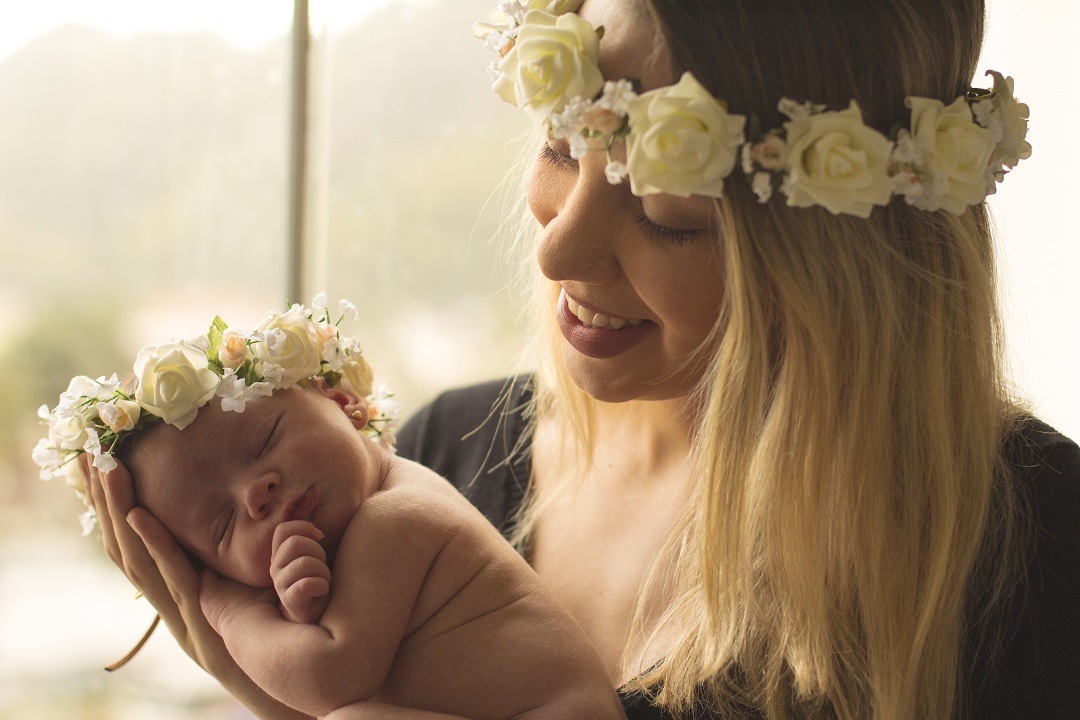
[510,0,1028,718]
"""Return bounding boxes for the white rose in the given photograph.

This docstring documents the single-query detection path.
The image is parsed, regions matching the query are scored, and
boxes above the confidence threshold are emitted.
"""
[133,341,219,429]
[985,71,1031,172]
[339,357,375,398]
[51,410,92,451]
[59,455,90,498]
[624,72,746,198]
[492,10,604,124]
[529,0,584,15]
[252,309,323,388]
[218,328,250,370]
[780,101,894,218]
[907,96,995,215]
[99,399,142,433]
[479,0,583,35]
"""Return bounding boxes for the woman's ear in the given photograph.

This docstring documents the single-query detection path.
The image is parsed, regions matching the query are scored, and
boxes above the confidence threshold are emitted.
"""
[311,379,369,429]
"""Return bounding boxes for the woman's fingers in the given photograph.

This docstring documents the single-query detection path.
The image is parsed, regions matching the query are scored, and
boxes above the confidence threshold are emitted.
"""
[126,506,200,610]
[88,462,122,568]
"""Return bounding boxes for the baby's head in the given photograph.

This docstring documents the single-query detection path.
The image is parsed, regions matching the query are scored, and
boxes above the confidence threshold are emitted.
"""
[34,294,399,582]
[124,383,386,587]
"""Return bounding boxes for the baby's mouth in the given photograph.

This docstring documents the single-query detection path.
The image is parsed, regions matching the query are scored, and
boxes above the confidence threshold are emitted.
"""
[283,486,320,522]
[564,293,644,330]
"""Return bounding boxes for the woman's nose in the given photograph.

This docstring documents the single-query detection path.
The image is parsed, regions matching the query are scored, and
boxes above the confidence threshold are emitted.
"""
[241,473,280,520]
[531,155,623,285]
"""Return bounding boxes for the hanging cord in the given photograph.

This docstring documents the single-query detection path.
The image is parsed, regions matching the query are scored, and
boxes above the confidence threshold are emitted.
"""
[104,614,160,672]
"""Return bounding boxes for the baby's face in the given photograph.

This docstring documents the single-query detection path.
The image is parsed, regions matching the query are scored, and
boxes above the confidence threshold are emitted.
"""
[128,386,385,587]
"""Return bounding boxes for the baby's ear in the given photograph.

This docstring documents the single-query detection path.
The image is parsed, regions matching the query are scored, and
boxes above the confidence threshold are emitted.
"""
[311,379,368,429]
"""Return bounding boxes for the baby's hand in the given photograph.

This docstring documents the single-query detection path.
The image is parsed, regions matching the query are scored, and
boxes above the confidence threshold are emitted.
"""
[272,520,331,625]
[200,570,277,636]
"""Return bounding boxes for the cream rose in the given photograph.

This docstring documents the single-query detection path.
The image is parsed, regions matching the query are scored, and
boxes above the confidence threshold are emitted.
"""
[907,96,995,215]
[492,10,603,124]
[478,0,584,35]
[624,72,746,198]
[133,341,219,429]
[51,410,92,451]
[252,309,323,388]
[780,101,894,218]
[985,71,1031,171]
[218,328,250,370]
[340,357,375,399]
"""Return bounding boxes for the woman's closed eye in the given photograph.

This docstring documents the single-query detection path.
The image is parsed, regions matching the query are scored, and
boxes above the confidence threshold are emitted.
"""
[539,141,577,170]
[634,213,703,245]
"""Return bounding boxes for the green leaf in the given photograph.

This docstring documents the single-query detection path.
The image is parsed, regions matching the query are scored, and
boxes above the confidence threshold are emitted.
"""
[243,361,260,385]
[207,316,228,362]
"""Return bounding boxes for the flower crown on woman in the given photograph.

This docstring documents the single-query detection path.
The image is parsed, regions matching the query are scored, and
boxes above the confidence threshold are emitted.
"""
[33,293,400,535]
[475,0,1032,218]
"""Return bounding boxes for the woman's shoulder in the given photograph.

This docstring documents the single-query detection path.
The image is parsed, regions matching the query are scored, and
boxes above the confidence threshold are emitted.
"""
[1003,416,1080,479]
[1003,417,1080,536]
[394,376,534,536]
[969,417,1080,719]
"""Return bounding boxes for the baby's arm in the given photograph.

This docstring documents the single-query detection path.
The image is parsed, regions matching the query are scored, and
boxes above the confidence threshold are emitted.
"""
[272,520,331,624]
[200,491,447,717]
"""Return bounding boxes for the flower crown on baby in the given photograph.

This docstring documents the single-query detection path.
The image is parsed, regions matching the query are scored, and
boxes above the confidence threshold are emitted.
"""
[33,293,400,536]
[475,1,1032,218]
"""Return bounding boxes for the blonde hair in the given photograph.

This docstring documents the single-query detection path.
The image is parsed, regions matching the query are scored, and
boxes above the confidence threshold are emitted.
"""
[510,0,1029,718]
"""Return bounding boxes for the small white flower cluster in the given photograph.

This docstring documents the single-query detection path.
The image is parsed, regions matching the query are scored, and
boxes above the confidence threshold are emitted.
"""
[33,293,398,535]
[476,4,1031,218]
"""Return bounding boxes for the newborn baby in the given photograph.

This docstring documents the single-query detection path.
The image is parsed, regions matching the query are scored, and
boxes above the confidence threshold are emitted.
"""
[124,381,624,720]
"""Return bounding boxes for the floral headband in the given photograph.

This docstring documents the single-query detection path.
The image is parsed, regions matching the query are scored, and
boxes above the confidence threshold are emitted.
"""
[33,293,400,535]
[475,1,1032,218]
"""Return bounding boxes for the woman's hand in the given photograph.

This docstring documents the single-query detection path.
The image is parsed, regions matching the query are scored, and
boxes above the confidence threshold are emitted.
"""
[85,458,313,720]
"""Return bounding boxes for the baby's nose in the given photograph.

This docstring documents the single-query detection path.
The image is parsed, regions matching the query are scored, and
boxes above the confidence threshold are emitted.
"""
[242,473,281,520]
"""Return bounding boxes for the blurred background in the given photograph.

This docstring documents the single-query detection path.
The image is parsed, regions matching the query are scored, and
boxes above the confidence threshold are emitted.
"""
[0,0,1075,717]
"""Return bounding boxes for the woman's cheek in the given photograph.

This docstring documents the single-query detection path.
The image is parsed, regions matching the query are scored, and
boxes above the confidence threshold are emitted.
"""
[527,159,559,226]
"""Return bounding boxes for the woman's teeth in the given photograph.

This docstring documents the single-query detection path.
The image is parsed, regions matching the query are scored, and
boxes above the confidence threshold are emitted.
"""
[566,295,642,330]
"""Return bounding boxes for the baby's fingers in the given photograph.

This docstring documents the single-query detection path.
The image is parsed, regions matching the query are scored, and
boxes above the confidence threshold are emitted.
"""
[272,520,325,557]
[279,575,330,609]
[273,551,331,592]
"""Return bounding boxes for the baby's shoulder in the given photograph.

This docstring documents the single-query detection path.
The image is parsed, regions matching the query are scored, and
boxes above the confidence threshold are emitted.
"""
[361,456,490,539]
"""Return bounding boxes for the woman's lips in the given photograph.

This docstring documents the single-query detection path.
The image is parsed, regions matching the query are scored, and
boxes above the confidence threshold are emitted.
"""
[557,290,652,359]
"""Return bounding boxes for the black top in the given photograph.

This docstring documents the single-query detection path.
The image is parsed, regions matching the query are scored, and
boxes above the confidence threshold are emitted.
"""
[396,378,1080,719]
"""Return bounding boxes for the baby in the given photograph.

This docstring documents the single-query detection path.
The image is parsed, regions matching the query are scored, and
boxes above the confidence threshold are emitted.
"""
[34,297,623,720]
[127,383,623,719]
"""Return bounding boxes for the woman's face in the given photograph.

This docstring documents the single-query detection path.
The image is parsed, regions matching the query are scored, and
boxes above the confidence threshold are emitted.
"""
[527,0,726,403]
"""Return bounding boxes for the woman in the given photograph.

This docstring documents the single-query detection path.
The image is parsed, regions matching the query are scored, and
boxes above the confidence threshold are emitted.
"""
[89,0,1079,718]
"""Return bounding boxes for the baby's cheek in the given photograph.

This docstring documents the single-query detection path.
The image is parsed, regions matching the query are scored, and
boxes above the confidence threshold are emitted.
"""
[222,531,275,589]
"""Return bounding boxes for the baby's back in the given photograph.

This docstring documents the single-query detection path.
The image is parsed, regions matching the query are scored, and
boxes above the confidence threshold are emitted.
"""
[351,457,623,719]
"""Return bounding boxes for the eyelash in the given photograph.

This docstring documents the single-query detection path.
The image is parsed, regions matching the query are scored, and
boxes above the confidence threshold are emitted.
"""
[633,214,699,245]
[539,142,576,169]
[259,417,281,457]
[217,510,234,546]
[539,143,701,246]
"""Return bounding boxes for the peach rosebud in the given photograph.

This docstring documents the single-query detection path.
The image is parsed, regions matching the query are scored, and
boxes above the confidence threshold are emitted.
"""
[99,399,141,433]
[315,322,337,353]
[751,134,788,170]
[583,105,622,136]
[218,328,249,370]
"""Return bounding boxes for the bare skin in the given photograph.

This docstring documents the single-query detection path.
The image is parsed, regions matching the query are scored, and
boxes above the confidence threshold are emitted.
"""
[525,0,716,686]
[85,0,713,714]
[116,387,624,720]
